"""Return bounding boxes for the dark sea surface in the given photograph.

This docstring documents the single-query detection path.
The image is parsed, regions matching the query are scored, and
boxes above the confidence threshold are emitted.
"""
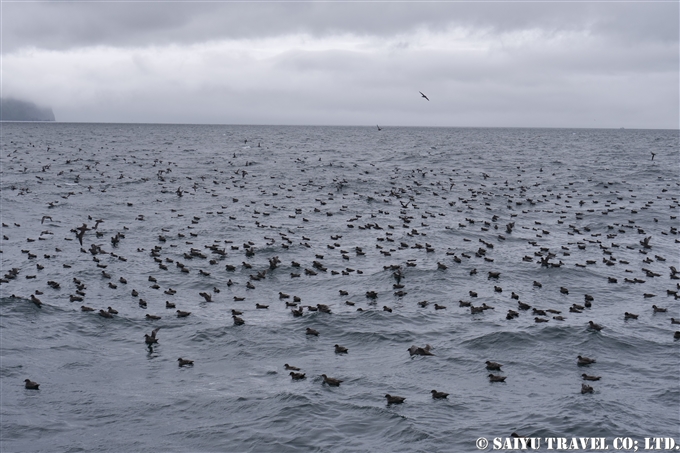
[1,123,678,453]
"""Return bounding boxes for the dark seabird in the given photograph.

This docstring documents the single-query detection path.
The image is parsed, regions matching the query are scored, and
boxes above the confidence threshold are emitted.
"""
[485,361,502,371]
[334,344,348,354]
[624,312,638,320]
[24,379,40,390]
[651,152,656,160]
[577,355,596,365]
[30,294,43,308]
[99,309,113,318]
[321,374,342,386]
[284,364,300,371]
[581,384,594,394]
[306,327,319,336]
[107,307,118,314]
[408,345,434,356]
[488,374,507,382]
[144,328,160,345]
[176,310,191,317]
[385,394,406,404]
[75,223,89,246]
[81,305,94,312]
[177,358,194,367]
[431,390,449,399]
[588,321,603,331]
[290,371,306,380]
[582,374,601,381]
[377,125,382,131]
[419,91,430,101]
[233,315,245,325]
[146,314,161,320]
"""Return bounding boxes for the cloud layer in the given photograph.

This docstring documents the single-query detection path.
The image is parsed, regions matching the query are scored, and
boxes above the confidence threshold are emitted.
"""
[3,2,678,128]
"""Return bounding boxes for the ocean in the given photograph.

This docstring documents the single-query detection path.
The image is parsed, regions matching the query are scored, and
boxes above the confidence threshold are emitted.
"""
[1,123,678,452]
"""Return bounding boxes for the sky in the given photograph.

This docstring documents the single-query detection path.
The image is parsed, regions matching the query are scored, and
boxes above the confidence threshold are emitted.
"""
[2,1,678,128]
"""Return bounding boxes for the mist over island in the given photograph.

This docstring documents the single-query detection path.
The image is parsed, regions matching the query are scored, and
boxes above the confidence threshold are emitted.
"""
[1,98,55,122]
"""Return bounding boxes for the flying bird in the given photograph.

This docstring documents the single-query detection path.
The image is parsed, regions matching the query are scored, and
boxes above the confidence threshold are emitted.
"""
[144,327,160,345]
[74,223,90,246]
[419,91,429,101]
[377,125,382,131]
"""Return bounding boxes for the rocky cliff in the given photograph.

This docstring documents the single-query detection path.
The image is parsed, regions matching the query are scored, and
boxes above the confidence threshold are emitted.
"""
[1,98,55,121]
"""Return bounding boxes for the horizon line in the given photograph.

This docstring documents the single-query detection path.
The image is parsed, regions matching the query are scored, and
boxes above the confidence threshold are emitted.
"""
[1,120,678,131]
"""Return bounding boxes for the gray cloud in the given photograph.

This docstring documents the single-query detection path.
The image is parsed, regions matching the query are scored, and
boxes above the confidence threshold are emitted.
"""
[3,2,677,52]
[2,1,677,128]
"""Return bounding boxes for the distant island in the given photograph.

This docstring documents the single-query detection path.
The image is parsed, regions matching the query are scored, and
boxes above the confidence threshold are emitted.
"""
[1,98,55,121]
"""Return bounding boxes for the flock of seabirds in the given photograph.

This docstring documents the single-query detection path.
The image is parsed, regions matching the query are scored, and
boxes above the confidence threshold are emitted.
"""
[2,104,679,417]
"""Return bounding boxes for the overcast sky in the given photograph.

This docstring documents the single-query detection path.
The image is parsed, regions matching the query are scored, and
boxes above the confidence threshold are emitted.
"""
[2,1,678,128]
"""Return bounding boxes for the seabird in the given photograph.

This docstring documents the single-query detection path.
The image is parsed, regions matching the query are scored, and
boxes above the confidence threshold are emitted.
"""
[30,295,43,308]
[485,361,502,371]
[431,390,449,399]
[385,394,406,404]
[290,372,306,380]
[74,223,89,246]
[419,91,430,101]
[334,344,348,354]
[177,358,194,367]
[582,374,601,381]
[588,321,603,331]
[408,345,434,356]
[144,328,160,345]
[321,374,342,386]
[577,355,596,365]
[24,379,40,390]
